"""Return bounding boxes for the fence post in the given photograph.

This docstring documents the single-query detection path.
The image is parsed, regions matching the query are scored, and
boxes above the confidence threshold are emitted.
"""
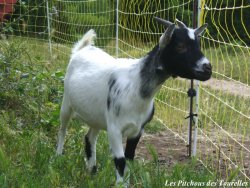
[192,0,202,157]
[187,0,198,157]
[192,79,199,156]
[46,0,52,57]
[115,0,119,58]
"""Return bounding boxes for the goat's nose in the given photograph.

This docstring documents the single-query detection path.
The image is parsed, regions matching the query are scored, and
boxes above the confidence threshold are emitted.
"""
[203,63,212,73]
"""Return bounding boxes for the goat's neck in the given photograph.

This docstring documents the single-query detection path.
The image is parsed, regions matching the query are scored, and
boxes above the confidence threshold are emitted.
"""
[139,45,170,99]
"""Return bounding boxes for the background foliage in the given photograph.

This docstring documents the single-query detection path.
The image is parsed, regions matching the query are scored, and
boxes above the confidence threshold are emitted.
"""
[3,0,248,45]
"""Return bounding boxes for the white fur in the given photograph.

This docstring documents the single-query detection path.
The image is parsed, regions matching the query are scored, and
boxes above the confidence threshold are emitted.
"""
[71,29,96,54]
[56,30,154,185]
[187,28,195,40]
[195,57,210,72]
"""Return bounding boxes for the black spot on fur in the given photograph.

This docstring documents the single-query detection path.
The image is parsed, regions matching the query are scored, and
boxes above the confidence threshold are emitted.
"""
[125,132,142,160]
[108,76,116,92]
[107,76,117,110]
[85,135,91,160]
[114,85,121,96]
[114,157,126,177]
[107,95,111,110]
[107,75,122,115]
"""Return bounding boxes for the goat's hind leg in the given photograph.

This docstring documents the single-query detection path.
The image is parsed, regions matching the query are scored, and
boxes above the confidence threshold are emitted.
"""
[56,98,72,155]
[85,128,99,173]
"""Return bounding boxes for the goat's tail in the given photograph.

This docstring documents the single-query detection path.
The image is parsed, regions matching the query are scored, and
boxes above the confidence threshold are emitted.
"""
[72,29,96,54]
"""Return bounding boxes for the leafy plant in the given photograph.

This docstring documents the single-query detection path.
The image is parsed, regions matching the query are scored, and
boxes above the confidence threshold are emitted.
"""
[0,39,63,130]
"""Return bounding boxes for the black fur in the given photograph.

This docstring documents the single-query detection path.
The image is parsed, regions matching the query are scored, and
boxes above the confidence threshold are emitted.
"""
[107,76,116,110]
[125,133,142,160]
[107,76,122,116]
[107,95,111,110]
[139,27,212,98]
[125,105,154,160]
[108,76,116,91]
[140,45,169,98]
[160,28,211,81]
[85,135,92,160]
[107,77,115,110]
[160,29,202,78]
[114,157,126,177]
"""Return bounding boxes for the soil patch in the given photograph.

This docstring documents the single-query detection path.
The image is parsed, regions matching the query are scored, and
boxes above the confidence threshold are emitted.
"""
[135,130,250,180]
[135,131,189,167]
[201,78,250,98]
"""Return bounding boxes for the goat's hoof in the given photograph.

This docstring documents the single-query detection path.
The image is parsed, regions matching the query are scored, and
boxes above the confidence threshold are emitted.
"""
[56,151,63,156]
[115,182,128,188]
[56,147,63,155]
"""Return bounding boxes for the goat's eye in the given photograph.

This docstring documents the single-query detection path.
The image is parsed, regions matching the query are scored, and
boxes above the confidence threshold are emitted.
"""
[176,43,187,53]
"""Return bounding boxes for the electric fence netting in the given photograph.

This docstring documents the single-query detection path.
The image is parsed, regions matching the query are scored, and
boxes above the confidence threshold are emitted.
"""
[118,0,250,181]
[197,0,250,181]
[0,0,249,181]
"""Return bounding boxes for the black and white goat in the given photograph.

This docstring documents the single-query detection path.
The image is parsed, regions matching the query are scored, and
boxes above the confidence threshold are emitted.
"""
[56,18,212,185]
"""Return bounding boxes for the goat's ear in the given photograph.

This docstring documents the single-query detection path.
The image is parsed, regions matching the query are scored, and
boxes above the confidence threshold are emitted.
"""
[175,18,186,28]
[154,17,173,28]
[159,23,175,49]
[194,23,208,36]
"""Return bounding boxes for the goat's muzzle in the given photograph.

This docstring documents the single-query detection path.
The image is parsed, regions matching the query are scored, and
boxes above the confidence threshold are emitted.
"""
[194,63,212,81]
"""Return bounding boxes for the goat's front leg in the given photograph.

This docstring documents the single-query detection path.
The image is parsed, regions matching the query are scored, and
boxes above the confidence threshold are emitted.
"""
[107,126,128,185]
[85,128,99,174]
[125,130,143,160]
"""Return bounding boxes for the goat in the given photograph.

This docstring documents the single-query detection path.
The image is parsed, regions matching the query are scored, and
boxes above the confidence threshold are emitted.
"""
[56,17,212,185]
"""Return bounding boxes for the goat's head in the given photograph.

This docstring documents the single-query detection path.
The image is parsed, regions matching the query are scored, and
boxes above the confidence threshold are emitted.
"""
[154,17,212,81]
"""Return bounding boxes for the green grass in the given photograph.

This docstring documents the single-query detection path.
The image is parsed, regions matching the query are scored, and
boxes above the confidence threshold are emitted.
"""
[0,118,216,187]
[1,37,247,187]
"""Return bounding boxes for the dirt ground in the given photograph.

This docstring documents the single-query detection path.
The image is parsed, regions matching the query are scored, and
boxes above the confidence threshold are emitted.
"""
[135,130,250,180]
[201,78,250,98]
[135,131,189,165]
